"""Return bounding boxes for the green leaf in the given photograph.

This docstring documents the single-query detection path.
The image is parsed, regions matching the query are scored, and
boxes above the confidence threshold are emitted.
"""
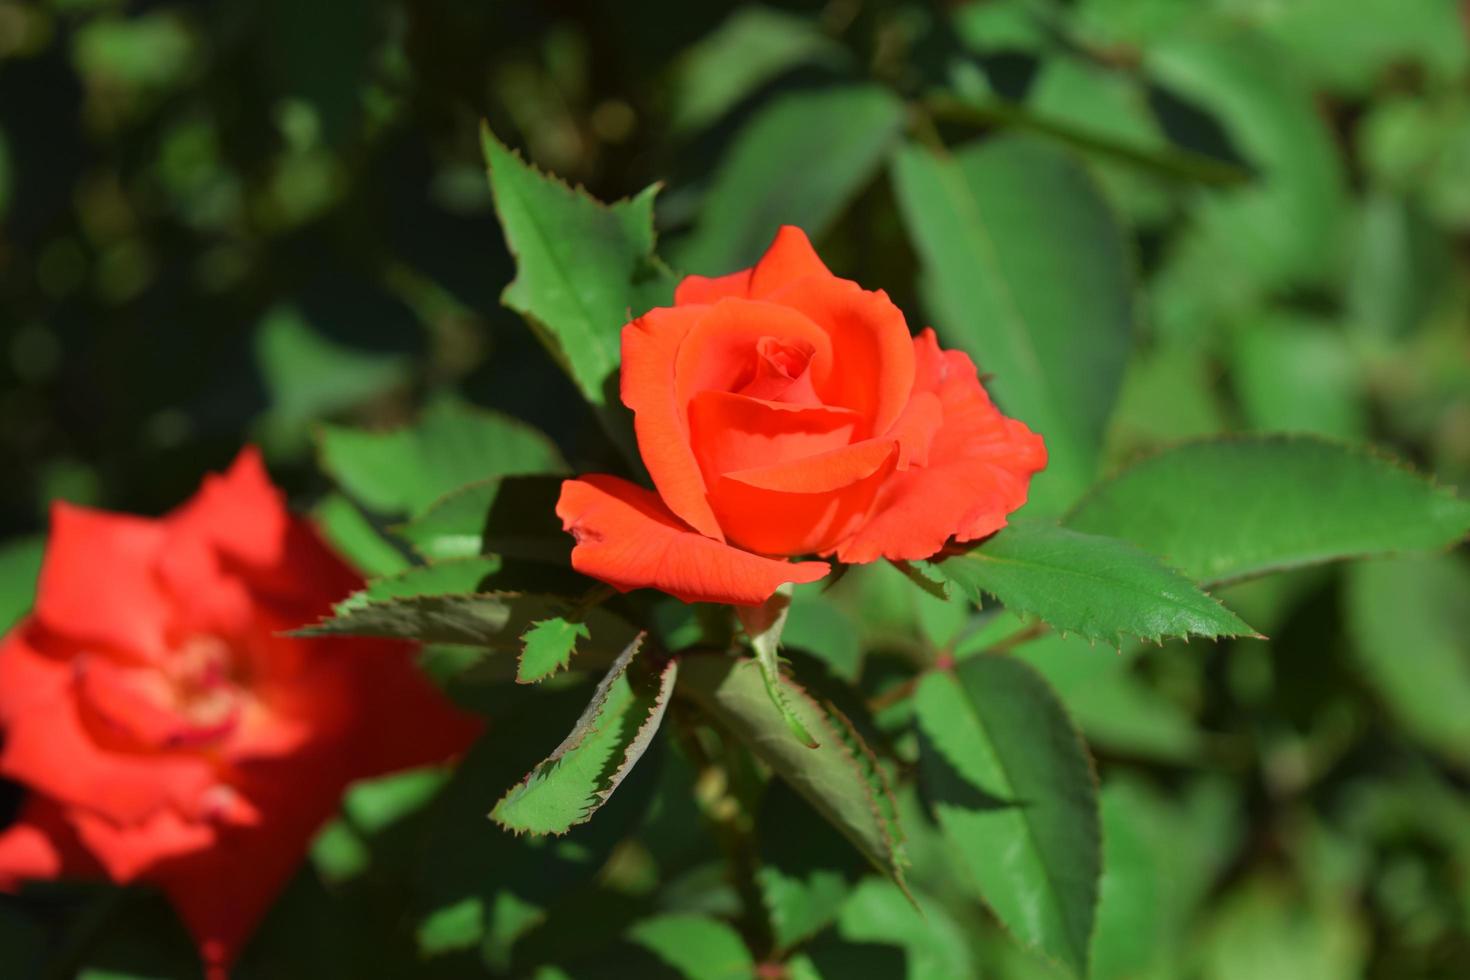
[1347,193,1453,340]
[736,583,818,748]
[1253,0,1467,95]
[483,125,676,459]
[300,594,518,646]
[670,7,846,134]
[299,558,637,664]
[927,522,1255,646]
[416,897,484,957]
[1105,342,1229,459]
[1010,629,1204,762]
[915,655,1100,977]
[1345,553,1470,767]
[414,680,661,966]
[1066,436,1470,587]
[1090,781,1167,980]
[626,914,755,980]
[831,879,976,980]
[1088,775,1244,980]
[1195,876,1366,980]
[0,536,44,632]
[395,474,571,564]
[677,654,907,885]
[783,589,863,683]
[295,556,514,644]
[318,395,565,517]
[757,780,864,951]
[254,304,409,430]
[334,555,501,607]
[312,492,410,578]
[674,85,905,274]
[1025,57,1174,222]
[517,617,590,684]
[1230,314,1365,441]
[492,634,675,835]
[891,136,1135,513]
[394,479,496,561]
[1145,32,1347,291]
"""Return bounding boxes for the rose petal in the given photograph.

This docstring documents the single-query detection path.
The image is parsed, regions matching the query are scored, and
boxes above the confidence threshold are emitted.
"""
[746,225,832,297]
[672,299,835,419]
[76,656,240,753]
[333,635,484,774]
[622,300,834,541]
[688,390,861,479]
[0,668,219,824]
[0,623,73,725]
[168,448,290,572]
[32,503,170,659]
[70,803,217,883]
[722,439,898,494]
[0,796,99,889]
[672,225,830,306]
[709,443,900,557]
[161,450,362,629]
[888,390,944,470]
[151,767,341,979]
[836,330,1047,563]
[768,275,917,438]
[674,267,752,306]
[557,475,828,605]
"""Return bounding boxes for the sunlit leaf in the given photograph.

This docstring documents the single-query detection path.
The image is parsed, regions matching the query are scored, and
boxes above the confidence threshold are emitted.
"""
[1230,314,1365,441]
[483,126,676,459]
[318,395,564,517]
[626,914,755,980]
[831,878,975,980]
[517,616,590,684]
[1067,436,1470,587]
[915,655,1100,977]
[312,492,410,579]
[927,522,1255,646]
[395,475,571,564]
[492,634,675,835]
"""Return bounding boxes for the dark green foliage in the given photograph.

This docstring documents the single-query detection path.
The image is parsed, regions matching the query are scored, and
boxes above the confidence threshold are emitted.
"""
[4,1,1470,978]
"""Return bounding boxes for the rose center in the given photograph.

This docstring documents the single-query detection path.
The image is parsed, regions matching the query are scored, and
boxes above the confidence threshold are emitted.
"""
[165,635,245,734]
[734,336,820,404]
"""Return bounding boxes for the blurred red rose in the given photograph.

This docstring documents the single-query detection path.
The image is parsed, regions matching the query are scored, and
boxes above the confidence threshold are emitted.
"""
[0,449,481,977]
[557,225,1046,606]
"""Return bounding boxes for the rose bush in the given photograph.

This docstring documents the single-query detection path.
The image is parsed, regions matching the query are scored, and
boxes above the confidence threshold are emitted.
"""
[556,226,1047,606]
[0,450,480,978]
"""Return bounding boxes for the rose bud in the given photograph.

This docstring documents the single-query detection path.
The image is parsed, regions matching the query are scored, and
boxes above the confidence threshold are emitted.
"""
[557,225,1047,606]
[0,449,481,978]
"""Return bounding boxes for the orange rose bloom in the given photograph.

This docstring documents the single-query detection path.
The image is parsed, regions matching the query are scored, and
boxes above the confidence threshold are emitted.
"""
[0,449,480,978]
[557,226,1046,606]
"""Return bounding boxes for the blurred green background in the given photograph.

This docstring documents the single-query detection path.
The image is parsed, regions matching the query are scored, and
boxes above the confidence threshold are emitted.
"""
[2,0,1469,978]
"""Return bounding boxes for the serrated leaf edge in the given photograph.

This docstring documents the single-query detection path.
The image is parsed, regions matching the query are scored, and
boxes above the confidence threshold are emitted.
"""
[928,526,1261,646]
[490,633,674,836]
